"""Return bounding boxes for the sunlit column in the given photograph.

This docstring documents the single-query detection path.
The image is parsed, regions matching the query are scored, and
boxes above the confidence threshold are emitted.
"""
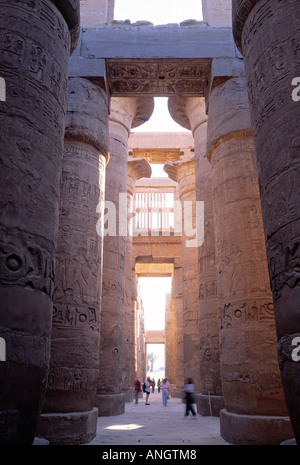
[122,157,151,400]
[96,97,153,416]
[207,76,292,444]
[170,261,184,395]
[169,96,224,416]
[164,155,200,392]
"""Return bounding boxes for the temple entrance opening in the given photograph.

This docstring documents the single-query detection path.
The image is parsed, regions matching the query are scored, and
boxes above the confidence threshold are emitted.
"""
[146,343,165,382]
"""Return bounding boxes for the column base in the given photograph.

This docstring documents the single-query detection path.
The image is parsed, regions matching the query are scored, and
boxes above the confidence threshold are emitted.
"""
[281,438,297,445]
[196,394,225,417]
[36,408,98,445]
[122,387,133,402]
[170,387,184,399]
[95,393,125,416]
[220,409,294,445]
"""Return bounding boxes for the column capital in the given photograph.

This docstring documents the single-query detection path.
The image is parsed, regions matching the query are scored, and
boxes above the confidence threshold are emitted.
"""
[232,0,259,54]
[164,155,195,200]
[206,77,252,161]
[109,97,154,139]
[127,157,152,196]
[55,0,81,53]
[65,77,110,162]
[168,96,207,135]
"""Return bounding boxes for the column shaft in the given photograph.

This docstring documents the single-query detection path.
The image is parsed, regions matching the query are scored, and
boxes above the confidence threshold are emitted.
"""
[96,97,153,416]
[207,76,293,445]
[164,157,200,391]
[232,0,300,443]
[0,0,79,444]
[122,157,151,400]
[38,77,109,445]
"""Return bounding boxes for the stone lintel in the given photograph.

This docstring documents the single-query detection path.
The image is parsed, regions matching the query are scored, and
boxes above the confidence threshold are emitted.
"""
[80,25,235,60]
[77,25,237,97]
[136,262,173,277]
[145,330,166,344]
[131,148,181,164]
[69,57,106,79]
[106,58,212,98]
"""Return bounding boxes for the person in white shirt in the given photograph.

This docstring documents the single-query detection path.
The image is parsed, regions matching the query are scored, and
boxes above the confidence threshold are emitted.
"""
[144,376,152,405]
[161,378,170,406]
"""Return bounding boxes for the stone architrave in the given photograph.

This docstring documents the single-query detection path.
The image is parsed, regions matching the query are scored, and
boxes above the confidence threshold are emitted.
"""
[0,0,79,445]
[164,156,200,392]
[207,76,293,445]
[96,97,154,416]
[122,157,151,400]
[168,96,224,416]
[37,77,110,445]
[232,0,300,444]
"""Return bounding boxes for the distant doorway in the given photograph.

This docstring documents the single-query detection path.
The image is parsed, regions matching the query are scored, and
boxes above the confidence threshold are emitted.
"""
[146,343,165,384]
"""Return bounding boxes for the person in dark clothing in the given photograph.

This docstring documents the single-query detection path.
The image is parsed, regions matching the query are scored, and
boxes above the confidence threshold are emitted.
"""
[183,377,196,417]
[134,377,141,404]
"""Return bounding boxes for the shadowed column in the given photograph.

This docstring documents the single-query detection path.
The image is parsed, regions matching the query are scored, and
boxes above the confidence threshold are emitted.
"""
[0,0,79,445]
[96,97,154,416]
[207,76,293,445]
[232,0,300,444]
[37,77,109,445]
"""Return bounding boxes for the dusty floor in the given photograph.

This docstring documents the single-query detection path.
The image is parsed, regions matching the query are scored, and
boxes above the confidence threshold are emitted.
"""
[86,391,230,446]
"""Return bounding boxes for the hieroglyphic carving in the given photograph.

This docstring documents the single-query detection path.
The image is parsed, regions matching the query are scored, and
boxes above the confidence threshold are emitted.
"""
[219,301,275,330]
[0,0,78,444]
[106,59,211,97]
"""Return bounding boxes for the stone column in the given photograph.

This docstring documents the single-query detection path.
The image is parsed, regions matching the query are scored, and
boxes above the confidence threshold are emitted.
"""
[122,157,151,400]
[96,97,154,416]
[171,262,184,395]
[169,96,224,416]
[37,77,109,445]
[165,293,176,385]
[207,76,293,444]
[232,0,300,444]
[164,156,200,392]
[0,0,79,445]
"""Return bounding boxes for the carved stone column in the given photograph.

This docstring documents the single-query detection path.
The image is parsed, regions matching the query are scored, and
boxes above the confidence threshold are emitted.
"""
[164,156,200,392]
[122,157,151,400]
[169,96,224,416]
[0,0,79,445]
[232,0,300,444]
[171,262,184,396]
[36,77,109,445]
[96,97,154,416]
[207,76,293,444]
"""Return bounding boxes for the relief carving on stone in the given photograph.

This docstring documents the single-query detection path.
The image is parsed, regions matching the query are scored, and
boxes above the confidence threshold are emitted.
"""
[106,59,211,97]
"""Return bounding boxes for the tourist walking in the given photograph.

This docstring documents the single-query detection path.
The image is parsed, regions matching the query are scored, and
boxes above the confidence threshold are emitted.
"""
[144,376,152,405]
[134,377,141,404]
[183,377,196,417]
[161,378,170,406]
